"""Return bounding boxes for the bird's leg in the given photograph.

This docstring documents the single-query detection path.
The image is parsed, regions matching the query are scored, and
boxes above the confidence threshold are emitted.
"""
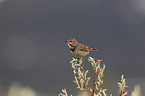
[77,58,80,63]
[80,56,86,67]
[82,56,86,64]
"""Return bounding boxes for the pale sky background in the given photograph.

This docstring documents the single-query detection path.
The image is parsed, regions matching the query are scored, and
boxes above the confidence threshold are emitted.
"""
[0,0,145,95]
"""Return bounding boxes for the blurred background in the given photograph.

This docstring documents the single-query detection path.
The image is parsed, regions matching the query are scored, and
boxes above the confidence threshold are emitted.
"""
[0,0,145,96]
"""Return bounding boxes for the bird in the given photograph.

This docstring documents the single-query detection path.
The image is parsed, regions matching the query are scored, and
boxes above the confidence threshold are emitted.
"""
[65,38,97,60]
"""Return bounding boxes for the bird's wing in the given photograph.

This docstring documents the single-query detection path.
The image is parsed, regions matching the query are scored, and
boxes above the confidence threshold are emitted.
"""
[79,43,96,51]
[79,44,91,51]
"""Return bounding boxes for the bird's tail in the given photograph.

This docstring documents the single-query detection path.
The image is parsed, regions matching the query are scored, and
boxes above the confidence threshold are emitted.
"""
[90,48,99,51]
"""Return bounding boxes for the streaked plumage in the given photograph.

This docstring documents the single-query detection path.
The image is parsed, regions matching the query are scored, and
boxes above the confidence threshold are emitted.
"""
[66,38,97,58]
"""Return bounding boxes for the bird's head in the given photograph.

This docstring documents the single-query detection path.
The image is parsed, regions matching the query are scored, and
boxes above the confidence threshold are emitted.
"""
[65,38,78,48]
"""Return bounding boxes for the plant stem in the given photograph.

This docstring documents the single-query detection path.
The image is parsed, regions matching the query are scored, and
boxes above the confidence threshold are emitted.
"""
[81,66,88,96]
[96,71,101,91]
[91,70,96,96]
[79,56,88,96]
[73,71,83,94]
[130,89,132,96]
[120,90,123,96]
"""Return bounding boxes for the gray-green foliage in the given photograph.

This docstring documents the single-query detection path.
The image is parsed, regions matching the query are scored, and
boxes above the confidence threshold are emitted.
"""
[118,75,128,96]
[58,57,141,96]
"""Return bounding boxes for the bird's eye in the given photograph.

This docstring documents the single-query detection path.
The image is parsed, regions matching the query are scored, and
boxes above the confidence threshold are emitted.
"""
[70,41,72,42]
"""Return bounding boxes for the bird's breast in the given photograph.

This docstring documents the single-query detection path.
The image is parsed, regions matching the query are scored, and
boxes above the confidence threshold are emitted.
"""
[71,50,89,58]
[67,43,74,49]
[70,47,76,52]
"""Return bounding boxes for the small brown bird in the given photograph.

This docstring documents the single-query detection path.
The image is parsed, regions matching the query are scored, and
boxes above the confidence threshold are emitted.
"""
[65,38,97,59]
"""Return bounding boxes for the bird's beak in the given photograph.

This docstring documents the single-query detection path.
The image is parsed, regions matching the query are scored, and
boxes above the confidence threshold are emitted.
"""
[64,40,69,43]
